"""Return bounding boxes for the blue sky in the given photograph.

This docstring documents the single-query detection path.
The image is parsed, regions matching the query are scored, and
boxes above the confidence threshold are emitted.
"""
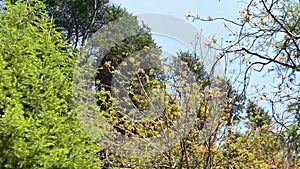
[109,0,245,48]
[110,0,246,77]
[109,1,249,84]
[109,0,289,112]
[110,0,245,51]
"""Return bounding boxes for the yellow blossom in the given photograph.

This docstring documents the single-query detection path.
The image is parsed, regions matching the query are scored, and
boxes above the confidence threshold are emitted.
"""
[129,57,135,63]
[284,33,289,40]
[197,59,203,64]
[278,54,285,61]
[104,61,111,67]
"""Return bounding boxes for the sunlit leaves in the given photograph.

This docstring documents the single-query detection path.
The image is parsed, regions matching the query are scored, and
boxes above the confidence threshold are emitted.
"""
[0,1,101,168]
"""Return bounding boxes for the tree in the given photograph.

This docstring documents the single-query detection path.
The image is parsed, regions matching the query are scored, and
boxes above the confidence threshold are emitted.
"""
[44,0,126,48]
[0,1,101,168]
[81,12,258,167]
[81,12,183,167]
[89,46,249,168]
[246,101,271,130]
[189,0,300,167]
[3,0,296,168]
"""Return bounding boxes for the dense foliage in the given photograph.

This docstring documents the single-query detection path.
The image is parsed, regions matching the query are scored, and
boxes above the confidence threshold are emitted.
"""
[0,1,101,168]
[0,0,299,168]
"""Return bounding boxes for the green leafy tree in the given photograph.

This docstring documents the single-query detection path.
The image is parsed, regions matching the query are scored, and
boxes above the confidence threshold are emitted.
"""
[44,0,126,48]
[0,1,101,168]
[86,14,180,168]
[246,101,271,130]
[93,49,247,168]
